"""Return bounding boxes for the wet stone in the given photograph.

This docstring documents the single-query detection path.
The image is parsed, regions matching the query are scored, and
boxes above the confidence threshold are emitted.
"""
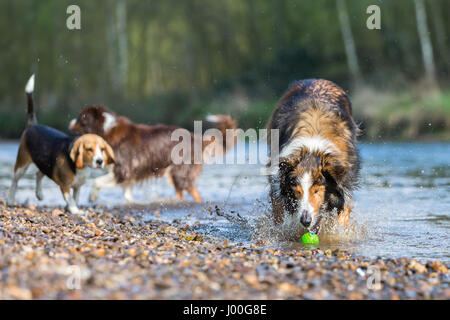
[0,202,448,299]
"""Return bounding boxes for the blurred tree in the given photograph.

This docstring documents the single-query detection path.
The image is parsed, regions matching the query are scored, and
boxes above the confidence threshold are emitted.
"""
[429,0,449,71]
[336,0,362,87]
[107,0,128,95]
[414,0,437,87]
[0,0,449,138]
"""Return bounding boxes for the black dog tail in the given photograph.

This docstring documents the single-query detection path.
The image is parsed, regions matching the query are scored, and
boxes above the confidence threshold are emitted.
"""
[25,74,37,127]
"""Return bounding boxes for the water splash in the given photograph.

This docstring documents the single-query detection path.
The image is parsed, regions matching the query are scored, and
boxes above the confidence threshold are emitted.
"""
[211,201,368,250]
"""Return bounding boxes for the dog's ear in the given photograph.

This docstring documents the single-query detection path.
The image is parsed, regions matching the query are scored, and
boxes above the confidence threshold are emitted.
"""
[321,157,346,213]
[103,140,115,165]
[322,169,345,213]
[70,139,84,169]
[278,157,298,190]
[321,156,346,184]
[278,157,297,177]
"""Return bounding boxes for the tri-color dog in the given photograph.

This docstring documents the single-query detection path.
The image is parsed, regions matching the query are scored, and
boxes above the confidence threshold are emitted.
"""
[8,75,115,214]
[267,79,360,233]
[69,106,237,203]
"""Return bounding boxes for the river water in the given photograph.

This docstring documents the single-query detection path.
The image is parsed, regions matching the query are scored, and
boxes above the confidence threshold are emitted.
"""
[0,141,448,262]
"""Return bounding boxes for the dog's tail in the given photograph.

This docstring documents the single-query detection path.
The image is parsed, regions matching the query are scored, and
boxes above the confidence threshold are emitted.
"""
[25,74,36,127]
[203,114,238,159]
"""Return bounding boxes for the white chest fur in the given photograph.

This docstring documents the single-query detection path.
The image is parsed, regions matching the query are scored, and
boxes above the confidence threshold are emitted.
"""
[73,167,91,187]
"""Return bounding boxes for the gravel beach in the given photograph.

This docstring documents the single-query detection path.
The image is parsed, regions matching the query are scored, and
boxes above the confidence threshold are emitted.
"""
[0,200,448,300]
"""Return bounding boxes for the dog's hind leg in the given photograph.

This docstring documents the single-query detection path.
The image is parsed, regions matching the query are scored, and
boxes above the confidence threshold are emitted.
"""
[89,171,116,202]
[175,188,185,201]
[187,186,202,202]
[8,143,32,206]
[8,164,30,205]
[123,185,134,204]
[35,171,44,200]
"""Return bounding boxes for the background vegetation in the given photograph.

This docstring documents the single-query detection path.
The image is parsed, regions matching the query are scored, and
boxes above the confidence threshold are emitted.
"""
[0,0,449,140]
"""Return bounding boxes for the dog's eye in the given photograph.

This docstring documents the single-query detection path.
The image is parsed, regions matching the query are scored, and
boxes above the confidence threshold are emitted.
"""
[292,187,302,200]
[86,148,93,152]
[101,148,106,152]
[313,186,324,195]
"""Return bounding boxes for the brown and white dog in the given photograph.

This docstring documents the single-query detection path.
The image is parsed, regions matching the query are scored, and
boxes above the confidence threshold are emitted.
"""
[7,75,115,214]
[69,106,237,203]
[267,79,360,233]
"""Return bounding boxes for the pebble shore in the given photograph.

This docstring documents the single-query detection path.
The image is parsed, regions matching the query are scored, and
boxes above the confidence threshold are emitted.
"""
[0,201,448,299]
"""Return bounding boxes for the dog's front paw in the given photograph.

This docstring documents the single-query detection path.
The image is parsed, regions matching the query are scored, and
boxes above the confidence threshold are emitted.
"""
[67,206,86,215]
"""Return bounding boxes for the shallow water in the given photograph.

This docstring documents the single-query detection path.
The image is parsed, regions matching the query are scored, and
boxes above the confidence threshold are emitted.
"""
[0,141,448,262]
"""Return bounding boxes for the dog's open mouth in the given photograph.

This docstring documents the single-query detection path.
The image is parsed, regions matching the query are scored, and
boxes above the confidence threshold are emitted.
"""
[308,216,322,234]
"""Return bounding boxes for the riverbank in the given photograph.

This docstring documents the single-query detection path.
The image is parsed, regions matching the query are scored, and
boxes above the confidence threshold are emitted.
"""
[0,200,448,299]
[1,88,450,142]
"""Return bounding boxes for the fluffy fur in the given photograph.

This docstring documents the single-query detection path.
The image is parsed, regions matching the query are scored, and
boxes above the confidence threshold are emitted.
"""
[267,79,360,232]
[69,106,237,203]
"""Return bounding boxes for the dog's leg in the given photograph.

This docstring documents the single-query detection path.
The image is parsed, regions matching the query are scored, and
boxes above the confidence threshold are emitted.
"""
[123,185,133,204]
[61,186,83,215]
[187,186,202,202]
[175,188,185,201]
[338,205,352,227]
[164,168,174,196]
[8,164,30,205]
[35,171,44,201]
[7,142,32,206]
[73,185,81,205]
[8,142,32,206]
[89,171,116,202]
[61,187,84,214]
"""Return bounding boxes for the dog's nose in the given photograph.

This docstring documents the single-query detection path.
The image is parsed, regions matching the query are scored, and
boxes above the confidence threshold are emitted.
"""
[96,158,103,165]
[300,211,312,227]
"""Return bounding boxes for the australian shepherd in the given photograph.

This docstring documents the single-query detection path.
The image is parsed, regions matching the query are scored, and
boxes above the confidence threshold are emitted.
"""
[267,79,360,233]
[69,106,237,203]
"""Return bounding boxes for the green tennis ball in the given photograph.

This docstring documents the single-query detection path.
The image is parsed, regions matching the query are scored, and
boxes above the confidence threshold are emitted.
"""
[301,232,319,245]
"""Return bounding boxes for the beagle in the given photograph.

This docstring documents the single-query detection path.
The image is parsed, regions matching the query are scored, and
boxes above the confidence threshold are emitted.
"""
[7,75,114,214]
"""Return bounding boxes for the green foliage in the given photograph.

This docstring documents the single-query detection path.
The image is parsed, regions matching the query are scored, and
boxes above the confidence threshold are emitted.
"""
[354,88,450,141]
[0,0,449,139]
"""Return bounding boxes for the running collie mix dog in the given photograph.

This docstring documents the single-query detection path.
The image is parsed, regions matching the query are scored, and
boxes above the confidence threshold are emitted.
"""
[267,79,360,233]
[69,106,237,203]
[8,75,115,214]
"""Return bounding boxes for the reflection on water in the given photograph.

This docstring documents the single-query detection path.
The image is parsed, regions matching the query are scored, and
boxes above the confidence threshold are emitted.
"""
[0,141,449,262]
